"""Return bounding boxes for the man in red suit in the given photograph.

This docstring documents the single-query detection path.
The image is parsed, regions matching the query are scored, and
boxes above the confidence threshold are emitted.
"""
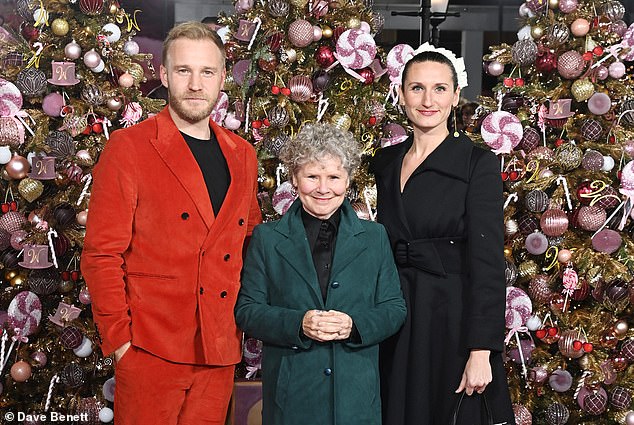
[81,21,262,424]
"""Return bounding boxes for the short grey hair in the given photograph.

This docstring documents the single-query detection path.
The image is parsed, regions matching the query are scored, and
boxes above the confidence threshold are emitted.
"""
[280,123,361,179]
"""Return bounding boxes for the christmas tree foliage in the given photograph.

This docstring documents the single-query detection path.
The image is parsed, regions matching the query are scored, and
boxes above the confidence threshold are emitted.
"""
[216,0,408,227]
[0,0,162,420]
[474,0,634,423]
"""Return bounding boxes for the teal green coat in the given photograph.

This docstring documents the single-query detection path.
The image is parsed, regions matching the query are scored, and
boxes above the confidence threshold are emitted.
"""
[235,199,406,425]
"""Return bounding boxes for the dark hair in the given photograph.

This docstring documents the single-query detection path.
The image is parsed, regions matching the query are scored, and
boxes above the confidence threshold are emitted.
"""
[401,51,458,89]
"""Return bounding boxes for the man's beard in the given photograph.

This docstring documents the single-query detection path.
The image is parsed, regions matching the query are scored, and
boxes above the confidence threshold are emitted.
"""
[168,92,216,124]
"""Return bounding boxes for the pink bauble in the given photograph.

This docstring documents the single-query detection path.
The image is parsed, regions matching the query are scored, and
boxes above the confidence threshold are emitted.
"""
[557,249,572,263]
[234,0,254,13]
[288,20,314,48]
[525,232,548,255]
[102,377,115,402]
[76,210,88,226]
[587,92,611,115]
[82,50,101,68]
[596,66,609,80]
[530,366,549,385]
[42,92,64,117]
[9,229,27,250]
[622,160,634,190]
[528,274,554,304]
[626,411,634,425]
[481,111,523,154]
[10,360,32,382]
[335,29,377,70]
[549,368,573,392]
[31,351,47,367]
[508,338,535,364]
[582,389,608,415]
[558,50,584,79]
[612,20,628,37]
[487,61,505,76]
[6,154,30,179]
[577,386,608,410]
[288,75,313,102]
[79,286,92,305]
[577,205,606,231]
[505,286,532,328]
[64,41,82,60]
[223,112,241,130]
[609,61,626,79]
[558,0,578,13]
[540,209,568,237]
[571,18,590,37]
[118,72,134,88]
[312,26,322,42]
[592,229,622,254]
[513,404,532,425]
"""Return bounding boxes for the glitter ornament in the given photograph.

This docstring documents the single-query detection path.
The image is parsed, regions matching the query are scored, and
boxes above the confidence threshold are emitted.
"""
[288,19,314,47]
[505,259,518,285]
[620,100,634,126]
[582,150,604,171]
[315,45,336,68]
[556,143,583,170]
[571,78,594,102]
[558,50,584,79]
[61,363,85,387]
[79,0,104,15]
[528,274,554,304]
[267,0,289,17]
[505,286,532,328]
[559,0,578,12]
[331,113,352,131]
[525,189,549,212]
[15,68,47,97]
[610,386,632,410]
[519,214,539,235]
[581,119,603,140]
[0,117,24,148]
[511,39,538,66]
[123,40,140,56]
[535,51,557,73]
[18,178,44,202]
[29,269,59,295]
[81,84,104,106]
[577,205,606,231]
[583,391,608,415]
[60,326,83,349]
[7,291,41,336]
[263,133,290,157]
[604,1,626,21]
[0,211,27,233]
[268,106,290,128]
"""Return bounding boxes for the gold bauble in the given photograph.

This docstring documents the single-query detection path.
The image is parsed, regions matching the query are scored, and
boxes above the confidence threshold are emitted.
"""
[503,246,513,257]
[548,0,559,9]
[109,3,119,13]
[51,18,70,36]
[516,110,529,122]
[322,26,333,39]
[518,260,538,281]
[5,270,18,281]
[531,25,545,39]
[331,113,352,131]
[18,178,44,203]
[289,0,309,7]
[11,274,26,287]
[348,17,361,29]
[128,63,145,84]
[571,78,594,102]
[260,175,275,190]
[83,26,94,37]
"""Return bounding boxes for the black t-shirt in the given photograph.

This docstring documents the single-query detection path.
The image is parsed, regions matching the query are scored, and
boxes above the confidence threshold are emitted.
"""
[182,129,230,216]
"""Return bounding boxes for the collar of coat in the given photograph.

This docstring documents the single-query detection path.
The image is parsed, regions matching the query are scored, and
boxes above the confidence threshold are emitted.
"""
[273,198,365,239]
[371,132,475,183]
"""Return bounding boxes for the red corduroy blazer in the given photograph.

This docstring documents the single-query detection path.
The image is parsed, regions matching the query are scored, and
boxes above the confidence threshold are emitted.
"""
[81,107,262,365]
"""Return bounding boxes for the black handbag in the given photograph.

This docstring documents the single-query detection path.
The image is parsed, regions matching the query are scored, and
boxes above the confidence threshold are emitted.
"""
[451,391,494,425]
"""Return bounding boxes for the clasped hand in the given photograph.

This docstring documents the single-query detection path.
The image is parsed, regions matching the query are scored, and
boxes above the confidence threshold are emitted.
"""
[302,309,353,342]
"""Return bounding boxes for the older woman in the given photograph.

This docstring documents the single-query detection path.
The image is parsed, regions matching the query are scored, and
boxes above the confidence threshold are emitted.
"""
[235,123,406,425]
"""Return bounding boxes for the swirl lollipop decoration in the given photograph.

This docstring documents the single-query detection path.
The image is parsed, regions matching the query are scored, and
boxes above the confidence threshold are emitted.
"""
[386,44,414,83]
[332,29,377,83]
[1,291,42,374]
[211,92,229,125]
[0,78,23,117]
[481,111,523,155]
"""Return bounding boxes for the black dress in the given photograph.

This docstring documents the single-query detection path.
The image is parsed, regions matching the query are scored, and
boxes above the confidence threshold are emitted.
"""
[371,133,515,425]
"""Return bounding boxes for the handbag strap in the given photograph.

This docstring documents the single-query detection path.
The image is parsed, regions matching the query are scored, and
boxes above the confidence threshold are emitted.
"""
[451,391,494,425]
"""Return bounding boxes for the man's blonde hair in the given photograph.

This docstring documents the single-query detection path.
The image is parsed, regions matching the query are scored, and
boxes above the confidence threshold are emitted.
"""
[162,21,225,67]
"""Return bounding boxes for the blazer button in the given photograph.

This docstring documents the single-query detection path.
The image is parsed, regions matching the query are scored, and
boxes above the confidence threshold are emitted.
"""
[224,254,231,261]
[220,290,228,298]
[199,287,204,295]
[331,281,340,289]
[181,212,189,220]
[323,368,332,376]
[291,345,299,350]
[238,218,245,226]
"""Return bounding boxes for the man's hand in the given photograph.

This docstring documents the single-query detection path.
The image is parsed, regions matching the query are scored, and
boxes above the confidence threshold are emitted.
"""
[114,341,132,363]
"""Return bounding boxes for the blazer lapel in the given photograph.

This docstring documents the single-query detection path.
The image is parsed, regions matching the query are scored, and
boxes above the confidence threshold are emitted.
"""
[149,109,215,229]
[274,200,325,307]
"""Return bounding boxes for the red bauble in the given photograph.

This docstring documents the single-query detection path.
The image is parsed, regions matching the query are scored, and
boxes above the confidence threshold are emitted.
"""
[576,181,594,205]
[21,24,40,42]
[258,56,279,72]
[267,32,284,52]
[224,41,240,62]
[79,0,105,15]
[358,67,375,85]
[332,26,346,43]
[535,51,557,73]
[314,45,335,68]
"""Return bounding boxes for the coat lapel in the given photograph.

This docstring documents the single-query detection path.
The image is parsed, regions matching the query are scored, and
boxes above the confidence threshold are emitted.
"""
[331,201,367,278]
[149,108,215,229]
[274,200,324,306]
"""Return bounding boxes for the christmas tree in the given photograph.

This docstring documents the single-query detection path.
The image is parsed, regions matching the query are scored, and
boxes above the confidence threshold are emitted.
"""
[475,0,634,423]
[216,0,408,226]
[0,0,162,420]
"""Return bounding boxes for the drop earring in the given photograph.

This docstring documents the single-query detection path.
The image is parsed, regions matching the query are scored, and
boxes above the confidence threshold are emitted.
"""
[453,107,459,138]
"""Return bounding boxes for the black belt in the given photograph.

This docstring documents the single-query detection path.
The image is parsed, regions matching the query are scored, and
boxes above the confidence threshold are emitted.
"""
[393,237,467,276]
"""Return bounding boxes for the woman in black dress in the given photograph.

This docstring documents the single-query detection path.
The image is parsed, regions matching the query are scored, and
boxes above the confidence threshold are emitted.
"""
[371,45,515,425]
